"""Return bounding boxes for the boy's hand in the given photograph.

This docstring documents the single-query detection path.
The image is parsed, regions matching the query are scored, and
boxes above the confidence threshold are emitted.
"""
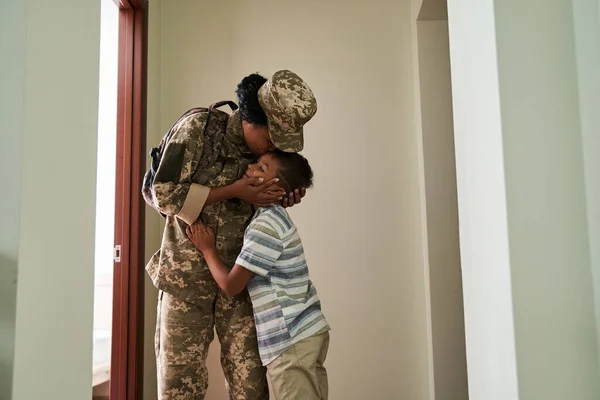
[232,176,283,207]
[282,187,306,208]
[186,221,216,254]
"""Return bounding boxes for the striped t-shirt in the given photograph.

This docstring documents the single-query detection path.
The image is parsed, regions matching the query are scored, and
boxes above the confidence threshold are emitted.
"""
[236,205,330,365]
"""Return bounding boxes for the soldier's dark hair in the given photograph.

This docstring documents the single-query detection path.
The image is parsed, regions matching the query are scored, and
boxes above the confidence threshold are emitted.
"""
[236,73,268,126]
[270,150,314,193]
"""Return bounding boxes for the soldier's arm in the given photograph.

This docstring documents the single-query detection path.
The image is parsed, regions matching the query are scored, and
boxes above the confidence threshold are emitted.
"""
[152,114,212,225]
[205,176,283,207]
[204,184,239,206]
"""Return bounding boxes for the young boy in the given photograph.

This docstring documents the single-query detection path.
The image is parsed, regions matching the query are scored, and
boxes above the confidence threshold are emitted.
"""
[186,151,330,400]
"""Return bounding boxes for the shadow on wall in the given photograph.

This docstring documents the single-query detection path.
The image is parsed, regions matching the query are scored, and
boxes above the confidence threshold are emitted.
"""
[0,253,18,400]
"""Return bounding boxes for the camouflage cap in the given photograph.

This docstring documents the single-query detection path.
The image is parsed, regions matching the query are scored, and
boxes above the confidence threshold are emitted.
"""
[258,70,317,152]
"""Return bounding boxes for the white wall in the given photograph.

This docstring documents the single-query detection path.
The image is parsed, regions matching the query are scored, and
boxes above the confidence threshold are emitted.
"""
[10,1,101,399]
[446,0,520,398]
[448,0,600,399]
[572,0,600,361]
[494,0,599,398]
[0,1,26,398]
[147,0,432,398]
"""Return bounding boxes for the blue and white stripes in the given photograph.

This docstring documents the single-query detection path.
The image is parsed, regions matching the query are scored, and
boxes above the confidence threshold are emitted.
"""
[236,205,330,365]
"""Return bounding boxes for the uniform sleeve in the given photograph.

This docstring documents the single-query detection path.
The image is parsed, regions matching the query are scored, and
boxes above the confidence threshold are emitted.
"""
[152,113,210,225]
[236,221,283,277]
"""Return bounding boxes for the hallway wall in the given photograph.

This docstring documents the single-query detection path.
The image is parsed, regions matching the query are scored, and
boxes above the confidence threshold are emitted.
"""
[448,0,600,398]
[572,0,600,362]
[9,1,101,399]
[416,18,468,400]
[0,0,26,398]
[143,1,163,399]
[145,0,433,398]
[495,0,598,397]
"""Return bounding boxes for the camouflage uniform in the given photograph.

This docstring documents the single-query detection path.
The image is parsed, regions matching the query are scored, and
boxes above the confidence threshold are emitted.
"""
[146,70,317,400]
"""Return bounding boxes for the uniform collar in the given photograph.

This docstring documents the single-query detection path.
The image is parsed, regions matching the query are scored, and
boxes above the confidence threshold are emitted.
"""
[227,110,252,155]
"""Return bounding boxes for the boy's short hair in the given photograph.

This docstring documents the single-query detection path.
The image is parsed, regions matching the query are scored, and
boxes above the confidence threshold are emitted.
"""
[270,150,314,193]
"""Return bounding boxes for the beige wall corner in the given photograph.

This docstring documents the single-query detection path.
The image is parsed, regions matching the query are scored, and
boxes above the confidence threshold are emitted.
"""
[155,0,432,398]
[144,0,163,398]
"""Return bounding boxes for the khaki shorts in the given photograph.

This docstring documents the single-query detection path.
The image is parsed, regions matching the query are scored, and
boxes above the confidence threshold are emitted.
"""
[266,332,330,400]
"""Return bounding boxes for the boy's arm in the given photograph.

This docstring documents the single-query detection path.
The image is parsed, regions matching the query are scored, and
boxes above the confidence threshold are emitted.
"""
[203,250,254,297]
[186,222,254,296]
[187,219,281,296]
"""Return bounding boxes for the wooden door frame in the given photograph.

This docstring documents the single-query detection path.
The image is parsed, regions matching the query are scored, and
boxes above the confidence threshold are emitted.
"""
[110,0,148,399]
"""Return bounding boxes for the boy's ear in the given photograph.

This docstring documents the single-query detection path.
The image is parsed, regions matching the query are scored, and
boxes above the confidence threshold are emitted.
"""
[266,187,286,196]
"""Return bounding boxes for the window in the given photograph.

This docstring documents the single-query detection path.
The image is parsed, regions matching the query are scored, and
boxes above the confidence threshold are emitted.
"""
[92,1,148,398]
[92,0,119,394]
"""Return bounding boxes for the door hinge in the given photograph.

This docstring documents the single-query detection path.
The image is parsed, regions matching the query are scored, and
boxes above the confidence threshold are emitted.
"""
[114,245,122,263]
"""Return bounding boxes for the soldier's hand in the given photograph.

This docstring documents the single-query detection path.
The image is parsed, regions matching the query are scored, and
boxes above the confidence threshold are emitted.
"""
[232,176,284,207]
[282,187,306,208]
[186,221,216,253]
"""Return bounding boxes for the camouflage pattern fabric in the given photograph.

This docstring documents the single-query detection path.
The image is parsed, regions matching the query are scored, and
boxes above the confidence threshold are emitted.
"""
[156,291,268,400]
[147,109,253,304]
[258,69,317,153]
[147,109,268,399]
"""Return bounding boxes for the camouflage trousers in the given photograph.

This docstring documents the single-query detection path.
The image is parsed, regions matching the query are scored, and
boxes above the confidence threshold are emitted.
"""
[155,290,269,400]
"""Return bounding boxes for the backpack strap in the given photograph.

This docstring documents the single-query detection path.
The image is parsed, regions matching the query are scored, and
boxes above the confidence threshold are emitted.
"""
[153,102,236,162]
[197,101,238,172]
[155,107,208,156]
[209,100,238,112]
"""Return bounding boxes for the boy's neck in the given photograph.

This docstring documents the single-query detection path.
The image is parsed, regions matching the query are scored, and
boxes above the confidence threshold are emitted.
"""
[256,204,283,212]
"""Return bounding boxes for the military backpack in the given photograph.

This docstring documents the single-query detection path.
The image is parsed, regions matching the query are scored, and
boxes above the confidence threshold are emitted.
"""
[142,101,238,217]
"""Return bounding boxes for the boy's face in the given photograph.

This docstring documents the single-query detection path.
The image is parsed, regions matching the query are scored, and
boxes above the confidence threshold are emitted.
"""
[245,153,285,195]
